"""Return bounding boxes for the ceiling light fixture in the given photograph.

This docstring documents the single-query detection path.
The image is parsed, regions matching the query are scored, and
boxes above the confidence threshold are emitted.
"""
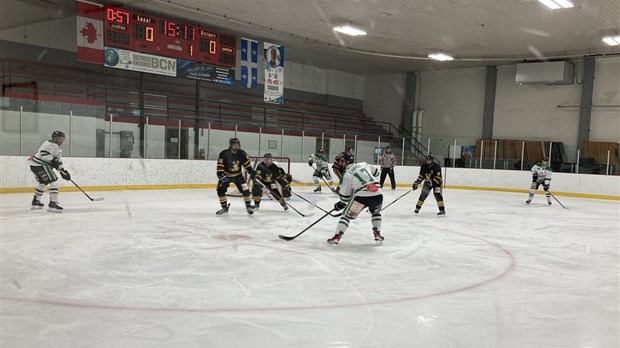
[333,25,367,37]
[602,36,620,46]
[428,53,454,61]
[538,0,574,9]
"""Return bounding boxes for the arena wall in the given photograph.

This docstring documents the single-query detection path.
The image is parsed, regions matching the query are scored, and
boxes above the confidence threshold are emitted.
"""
[1,156,618,200]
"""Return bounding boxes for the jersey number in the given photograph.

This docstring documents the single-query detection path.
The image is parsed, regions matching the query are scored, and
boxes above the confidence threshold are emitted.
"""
[353,167,373,185]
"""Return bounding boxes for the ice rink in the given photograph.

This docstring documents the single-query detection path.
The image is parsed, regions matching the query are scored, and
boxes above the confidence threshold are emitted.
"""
[1,187,618,348]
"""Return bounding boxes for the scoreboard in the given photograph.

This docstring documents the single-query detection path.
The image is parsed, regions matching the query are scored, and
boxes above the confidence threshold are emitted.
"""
[104,6,236,68]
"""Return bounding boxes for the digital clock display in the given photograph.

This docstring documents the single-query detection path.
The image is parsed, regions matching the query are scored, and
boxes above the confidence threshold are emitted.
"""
[103,6,236,68]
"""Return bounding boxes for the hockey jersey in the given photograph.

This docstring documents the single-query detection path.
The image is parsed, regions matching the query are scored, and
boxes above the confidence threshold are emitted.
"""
[339,162,382,202]
[31,140,64,170]
[380,153,397,168]
[309,153,329,169]
[416,162,442,187]
[531,162,552,183]
[256,162,287,185]
[217,149,253,178]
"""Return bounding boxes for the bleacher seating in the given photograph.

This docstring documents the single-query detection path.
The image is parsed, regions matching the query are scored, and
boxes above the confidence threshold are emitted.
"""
[1,59,393,139]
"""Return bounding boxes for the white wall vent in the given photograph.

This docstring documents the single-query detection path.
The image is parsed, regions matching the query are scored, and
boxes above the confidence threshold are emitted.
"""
[515,61,575,85]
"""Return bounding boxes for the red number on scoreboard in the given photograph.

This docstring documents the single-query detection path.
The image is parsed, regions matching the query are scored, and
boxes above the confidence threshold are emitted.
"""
[166,21,177,37]
[106,8,129,24]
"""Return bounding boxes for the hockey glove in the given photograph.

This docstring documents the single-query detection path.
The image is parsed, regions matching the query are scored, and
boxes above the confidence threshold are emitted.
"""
[308,160,313,166]
[412,181,420,190]
[50,158,61,169]
[543,180,550,192]
[334,201,346,211]
[59,169,71,181]
[532,174,538,182]
[218,174,230,184]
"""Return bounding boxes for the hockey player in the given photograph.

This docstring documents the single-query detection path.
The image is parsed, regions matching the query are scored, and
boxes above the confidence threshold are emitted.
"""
[252,153,291,211]
[29,131,71,212]
[332,147,355,180]
[216,138,256,215]
[328,153,384,245]
[412,155,446,216]
[308,149,334,192]
[379,146,397,190]
[526,157,552,205]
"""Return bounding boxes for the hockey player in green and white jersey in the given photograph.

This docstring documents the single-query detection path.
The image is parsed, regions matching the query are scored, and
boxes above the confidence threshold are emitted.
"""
[29,131,71,212]
[328,153,385,245]
[308,149,334,193]
[526,157,553,205]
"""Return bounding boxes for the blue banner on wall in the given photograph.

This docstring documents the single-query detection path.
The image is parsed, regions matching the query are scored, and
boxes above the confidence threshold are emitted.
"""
[241,37,258,88]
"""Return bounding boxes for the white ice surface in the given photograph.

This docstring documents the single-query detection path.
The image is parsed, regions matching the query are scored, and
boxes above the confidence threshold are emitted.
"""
[1,187,618,348]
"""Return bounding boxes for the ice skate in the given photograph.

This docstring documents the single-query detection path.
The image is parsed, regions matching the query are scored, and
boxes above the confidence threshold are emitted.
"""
[281,202,289,211]
[252,202,260,211]
[327,231,344,245]
[525,199,531,204]
[216,204,230,215]
[414,208,420,214]
[246,205,254,215]
[47,201,63,213]
[373,228,384,245]
[31,196,44,210]
[437,210,446,217]
[314,186,322,193]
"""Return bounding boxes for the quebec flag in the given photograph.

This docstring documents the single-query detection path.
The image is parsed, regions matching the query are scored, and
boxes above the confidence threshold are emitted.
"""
[240,38,258,88]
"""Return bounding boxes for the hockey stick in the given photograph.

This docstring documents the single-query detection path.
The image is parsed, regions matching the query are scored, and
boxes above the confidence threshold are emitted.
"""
[286,201,306,217]
[70,179,104,202]
[279,208,336,241]
[310,164,338,194]
[549,192,569,209]
[291,191,342,217]
[380,189,412,212]
[255,180,306,217]
[321,176,339,194]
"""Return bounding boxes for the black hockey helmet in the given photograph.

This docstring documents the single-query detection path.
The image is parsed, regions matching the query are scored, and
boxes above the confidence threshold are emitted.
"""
[425,154,435,165]
[264,153,273,159]
[343,152,355,165]
[318,149,324,154]
[52,130,65,139]
[229,137,240,146]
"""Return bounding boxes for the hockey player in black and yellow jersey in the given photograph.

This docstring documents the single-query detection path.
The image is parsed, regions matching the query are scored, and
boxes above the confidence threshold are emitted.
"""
[216,138,256,215]
[251,153,290,212]
[412,155,446,216]
[332,147,354,181]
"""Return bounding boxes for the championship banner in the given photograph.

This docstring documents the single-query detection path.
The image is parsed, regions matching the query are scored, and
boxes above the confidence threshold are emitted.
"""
[241,37,258,88]
[76,1,104,64]
[177,60,235,86]
[263,42,284,104]
[104,47,177,77]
